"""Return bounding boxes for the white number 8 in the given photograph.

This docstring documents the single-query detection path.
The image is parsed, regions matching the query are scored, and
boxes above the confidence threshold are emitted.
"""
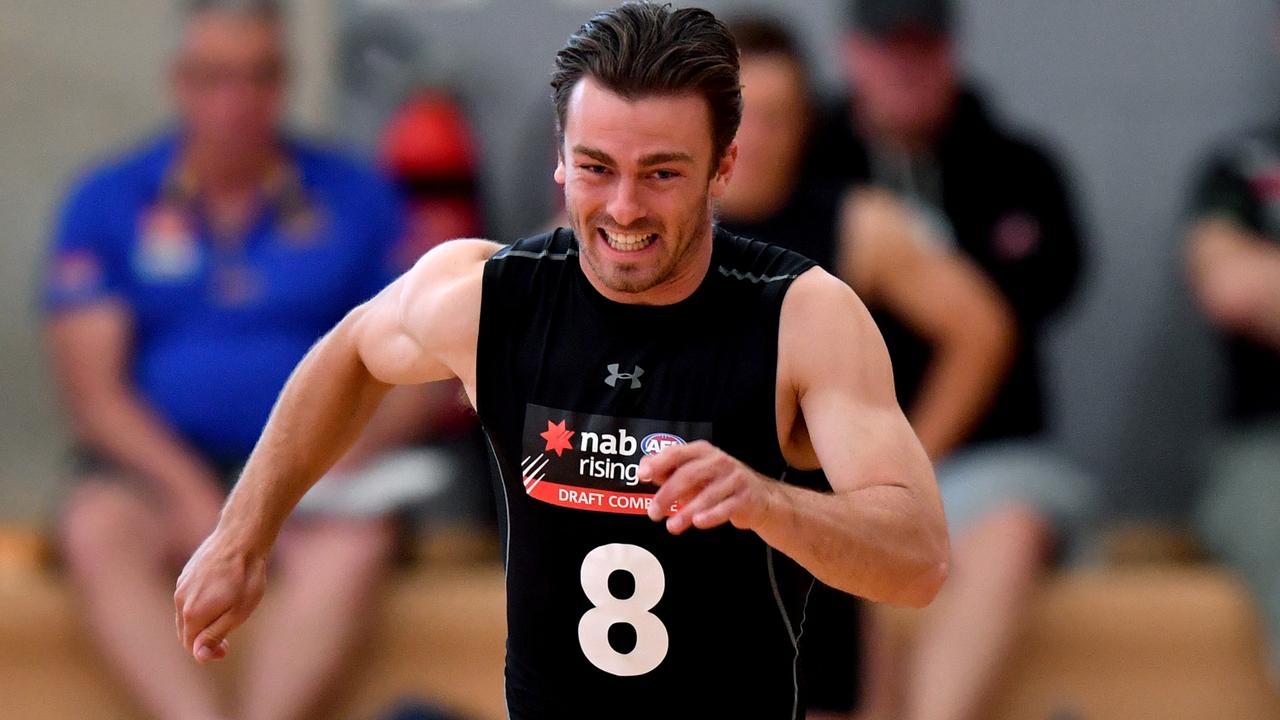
[578,543,669,676]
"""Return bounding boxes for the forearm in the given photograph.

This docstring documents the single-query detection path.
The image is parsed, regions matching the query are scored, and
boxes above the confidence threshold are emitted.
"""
[218,313,393,554]
[753,477,948,608]
[908,328,1013,460]
[71,388,216,492]
[1189,221,1280,350]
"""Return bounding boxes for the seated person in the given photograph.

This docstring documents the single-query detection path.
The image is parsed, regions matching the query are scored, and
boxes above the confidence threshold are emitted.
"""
[42,2,448,719]
[804,1,1101,717]
[719,17,1014,719]
[1185,124,1280,693]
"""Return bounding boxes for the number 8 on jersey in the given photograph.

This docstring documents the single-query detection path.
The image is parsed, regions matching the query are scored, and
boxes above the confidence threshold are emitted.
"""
[578,543,669,676]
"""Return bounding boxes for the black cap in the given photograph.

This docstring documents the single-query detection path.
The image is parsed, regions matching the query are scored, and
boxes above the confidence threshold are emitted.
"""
[851,0,953,38]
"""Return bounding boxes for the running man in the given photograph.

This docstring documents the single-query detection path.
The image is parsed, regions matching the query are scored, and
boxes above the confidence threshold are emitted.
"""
[175,5,948,718]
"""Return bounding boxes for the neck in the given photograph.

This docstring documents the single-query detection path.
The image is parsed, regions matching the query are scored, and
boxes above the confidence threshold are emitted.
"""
[865,119,935,154]
[583,224,715,307]
[183,137,278,196]
[853,107,944,156]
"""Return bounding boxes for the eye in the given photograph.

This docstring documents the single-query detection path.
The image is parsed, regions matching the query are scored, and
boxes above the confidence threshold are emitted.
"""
[651,169,680,180]
[579,164,609,175]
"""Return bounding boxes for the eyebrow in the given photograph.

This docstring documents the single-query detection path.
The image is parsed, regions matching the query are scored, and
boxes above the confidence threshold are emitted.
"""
[571,145,694,167]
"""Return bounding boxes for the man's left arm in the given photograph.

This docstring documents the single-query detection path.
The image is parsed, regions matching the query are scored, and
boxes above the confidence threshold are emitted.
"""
[640,270,949,608]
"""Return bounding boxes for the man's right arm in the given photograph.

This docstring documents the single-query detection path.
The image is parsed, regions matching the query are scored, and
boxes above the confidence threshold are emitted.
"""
[1187,218,1280,351]
[838,189,1016,460]
[47,304,226,549]
[176,238,497,663]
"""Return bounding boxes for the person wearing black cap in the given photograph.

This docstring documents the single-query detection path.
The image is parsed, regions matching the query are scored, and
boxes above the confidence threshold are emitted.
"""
[806,1,1098,719]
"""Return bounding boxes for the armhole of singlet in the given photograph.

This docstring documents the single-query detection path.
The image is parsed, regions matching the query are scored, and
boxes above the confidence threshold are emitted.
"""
[474,254,503,421]
[769,257,819,479]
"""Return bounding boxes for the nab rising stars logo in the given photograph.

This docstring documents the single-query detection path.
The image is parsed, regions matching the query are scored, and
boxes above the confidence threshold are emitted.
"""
[520,415,692,513]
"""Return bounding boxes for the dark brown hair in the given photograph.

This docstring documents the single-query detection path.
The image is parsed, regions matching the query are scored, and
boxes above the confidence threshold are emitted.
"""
[551,2,742,163]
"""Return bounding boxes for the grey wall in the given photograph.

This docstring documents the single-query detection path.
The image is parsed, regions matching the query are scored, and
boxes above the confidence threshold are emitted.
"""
[340,0,1280,518]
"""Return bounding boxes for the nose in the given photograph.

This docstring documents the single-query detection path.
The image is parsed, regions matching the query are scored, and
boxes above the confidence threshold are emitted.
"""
[605,176,645,228]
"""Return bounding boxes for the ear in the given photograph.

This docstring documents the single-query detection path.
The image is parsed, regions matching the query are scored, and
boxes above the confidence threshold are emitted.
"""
[708,142,738,199]
[554,152,566,185]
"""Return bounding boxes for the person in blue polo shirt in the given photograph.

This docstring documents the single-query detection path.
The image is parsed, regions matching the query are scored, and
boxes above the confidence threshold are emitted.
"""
[42,2,447,719]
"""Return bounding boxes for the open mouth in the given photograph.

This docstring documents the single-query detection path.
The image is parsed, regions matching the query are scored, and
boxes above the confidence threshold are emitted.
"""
[599,227,657,253]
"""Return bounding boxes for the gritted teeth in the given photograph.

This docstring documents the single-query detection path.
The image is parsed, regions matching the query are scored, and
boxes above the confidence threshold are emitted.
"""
[601,228,657,252]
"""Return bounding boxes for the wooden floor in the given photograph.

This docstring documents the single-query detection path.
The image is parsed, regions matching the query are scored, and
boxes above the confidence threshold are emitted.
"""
[1,525,1278,719]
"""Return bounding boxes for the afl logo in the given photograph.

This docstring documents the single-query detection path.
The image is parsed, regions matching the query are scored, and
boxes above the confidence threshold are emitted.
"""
[641,433,686,456]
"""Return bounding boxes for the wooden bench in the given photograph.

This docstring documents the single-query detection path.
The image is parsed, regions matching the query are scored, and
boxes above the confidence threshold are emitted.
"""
[1,526,1276,719]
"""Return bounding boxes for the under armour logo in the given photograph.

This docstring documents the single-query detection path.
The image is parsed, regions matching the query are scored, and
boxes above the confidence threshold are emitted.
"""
[605,363,644,389]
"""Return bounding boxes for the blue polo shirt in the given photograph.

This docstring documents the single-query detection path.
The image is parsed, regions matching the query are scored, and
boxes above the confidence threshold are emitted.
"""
[43,132,406,463]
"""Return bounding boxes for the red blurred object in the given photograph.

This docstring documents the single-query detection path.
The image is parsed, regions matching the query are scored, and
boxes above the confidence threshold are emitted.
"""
[380,92,484,435]
[381,92,484,266]
[381,93,477,181]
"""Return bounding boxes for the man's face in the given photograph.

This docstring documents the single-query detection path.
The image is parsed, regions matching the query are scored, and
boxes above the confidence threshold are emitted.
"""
[555,77,735,296]
[722,53,809,209]
[172,13,285,154]
[847,30,957,141]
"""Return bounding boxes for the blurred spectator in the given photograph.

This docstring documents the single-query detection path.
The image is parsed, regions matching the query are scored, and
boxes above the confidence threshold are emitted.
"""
[803,1,1099,718]
[41,1,449,718]
[719,17,1013,717]
[1185,125,1280,690]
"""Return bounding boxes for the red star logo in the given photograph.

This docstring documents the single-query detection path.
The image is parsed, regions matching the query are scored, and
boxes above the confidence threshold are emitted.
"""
[540,419,576,456]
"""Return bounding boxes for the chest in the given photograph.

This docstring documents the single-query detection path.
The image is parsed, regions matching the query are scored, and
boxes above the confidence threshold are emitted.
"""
[115,202,372,330]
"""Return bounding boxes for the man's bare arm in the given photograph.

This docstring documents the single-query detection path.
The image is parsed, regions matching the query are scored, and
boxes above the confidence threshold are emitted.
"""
[175,239,496,662]
[641,270,948,608]
[1187,217,1280,351]
[47,304,222,494]
[47,304,226,553]
[841,189,1016,460]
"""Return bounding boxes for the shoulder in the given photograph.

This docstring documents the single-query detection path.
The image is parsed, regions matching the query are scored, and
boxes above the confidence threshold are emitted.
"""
[779,267,890,396]
[782,266,868,325]
[487,228,578,263]
[781,267,877,361]
[1197,125,1280,173]
[60,132,173,214]
[713,228,817,284]
[289,136,378,179]
[480,229,580,300]
[393,238,500,347]
[952,91,1070,178]
[402,238,501,300]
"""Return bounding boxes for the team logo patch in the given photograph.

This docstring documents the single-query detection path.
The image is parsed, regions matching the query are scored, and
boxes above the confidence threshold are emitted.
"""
[641,433,685,456]
[134,204,201,281]
[990,212,1041,262]
[520,404,710,515]
[1249,167,1280,202]
[604,363,644,389]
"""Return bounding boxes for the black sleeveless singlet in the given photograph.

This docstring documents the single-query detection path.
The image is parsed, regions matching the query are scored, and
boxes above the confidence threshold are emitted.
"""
[475,226,822,718]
